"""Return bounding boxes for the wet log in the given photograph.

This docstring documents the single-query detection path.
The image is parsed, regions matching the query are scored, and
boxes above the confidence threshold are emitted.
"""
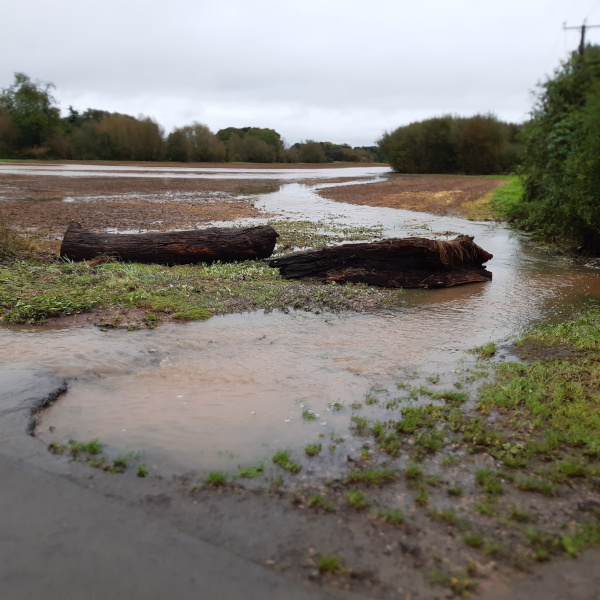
[60,222,279,265]
[268,235,493,288]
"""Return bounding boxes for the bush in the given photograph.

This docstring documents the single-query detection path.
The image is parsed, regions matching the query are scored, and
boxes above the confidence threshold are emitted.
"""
[377,114,522,175]
[510,45,600,252]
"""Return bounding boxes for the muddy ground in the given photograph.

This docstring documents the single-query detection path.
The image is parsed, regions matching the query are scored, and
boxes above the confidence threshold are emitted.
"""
[1,164,598,600]
[0,165,505,248]
[317,175,507,218]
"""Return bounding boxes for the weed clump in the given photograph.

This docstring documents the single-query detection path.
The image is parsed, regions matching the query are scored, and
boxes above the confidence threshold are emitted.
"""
[308,495,334,511]
[317,553,344,575]
[344,468,396,486]
[272,449,302,474]
[238,463,264,478]
[0,214,34,261]
[206,471,227,487]
[305,443,322,457]
[346,489,369,510]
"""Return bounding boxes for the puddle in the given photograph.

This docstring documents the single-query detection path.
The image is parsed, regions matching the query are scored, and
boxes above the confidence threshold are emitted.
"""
[4,260,599,474]
[2,165,600,474]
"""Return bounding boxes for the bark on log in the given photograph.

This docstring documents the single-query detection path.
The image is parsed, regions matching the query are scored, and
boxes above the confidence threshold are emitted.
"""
[268,236,493,288]
[60,222,279,265]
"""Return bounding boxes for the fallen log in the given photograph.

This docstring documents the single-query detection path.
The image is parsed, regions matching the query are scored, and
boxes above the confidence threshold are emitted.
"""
[268,235,493,288]
[60,222,279,265]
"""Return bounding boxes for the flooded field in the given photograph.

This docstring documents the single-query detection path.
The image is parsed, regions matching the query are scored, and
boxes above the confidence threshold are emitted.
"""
[1,164,599,476]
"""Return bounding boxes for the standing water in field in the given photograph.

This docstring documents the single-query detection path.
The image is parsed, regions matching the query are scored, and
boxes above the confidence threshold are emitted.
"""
[1,166,599,474]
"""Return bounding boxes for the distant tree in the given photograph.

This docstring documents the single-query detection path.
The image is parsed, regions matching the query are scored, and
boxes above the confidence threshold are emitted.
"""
[166,122,225,162]
[378,114,521,175]
[227,133,276,162]
[216,126,245,143]
[166,128,190,162]
[0,109,18,157]
[282,145,299,163]
[0,72,60,156]
[454,114,506,175]
[217,126,284,162]
[297,140,327,163]
[59,110,164,161]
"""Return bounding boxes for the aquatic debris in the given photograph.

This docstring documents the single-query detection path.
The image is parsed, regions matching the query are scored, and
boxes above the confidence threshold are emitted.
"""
[268,235,493,288]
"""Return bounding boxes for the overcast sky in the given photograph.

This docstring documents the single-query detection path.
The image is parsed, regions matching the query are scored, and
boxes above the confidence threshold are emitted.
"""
[3,0,600,147]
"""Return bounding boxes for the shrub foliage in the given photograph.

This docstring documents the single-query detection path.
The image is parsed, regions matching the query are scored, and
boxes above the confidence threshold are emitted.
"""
[507,45,600,252]
[377,114,522,175]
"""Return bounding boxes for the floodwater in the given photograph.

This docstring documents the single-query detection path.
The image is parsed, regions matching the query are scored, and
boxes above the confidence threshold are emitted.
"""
[2,165,600,473]
[0,162,390,181]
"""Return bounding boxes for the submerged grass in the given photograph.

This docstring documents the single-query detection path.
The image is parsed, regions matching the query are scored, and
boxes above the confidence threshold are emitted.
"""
[0,257,404,324]
[269,219,384,255]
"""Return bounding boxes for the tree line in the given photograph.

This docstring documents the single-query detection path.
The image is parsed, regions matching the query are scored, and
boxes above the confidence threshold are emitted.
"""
[0,73,381,163]
[377,114,523,175]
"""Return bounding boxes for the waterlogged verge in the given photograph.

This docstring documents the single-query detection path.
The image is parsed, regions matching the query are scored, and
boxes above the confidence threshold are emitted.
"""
[0,221,395,325]
[124,308,598,595]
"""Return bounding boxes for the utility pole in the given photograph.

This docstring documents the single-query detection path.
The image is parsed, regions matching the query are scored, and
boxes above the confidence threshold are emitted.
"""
[564,21,600,58]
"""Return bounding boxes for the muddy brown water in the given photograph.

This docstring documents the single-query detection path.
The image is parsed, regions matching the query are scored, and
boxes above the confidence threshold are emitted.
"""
[2,165,600,475]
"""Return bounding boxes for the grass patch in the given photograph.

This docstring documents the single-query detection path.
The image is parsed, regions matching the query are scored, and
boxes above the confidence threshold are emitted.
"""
[68,438,104,457]
[0,255,404,324]
[561,523,600,556]
[515,476,555,496]
[473,498,497,516]
[305,443,322,457]
[430,508,456,524]
[270,219,383,254]
[414,428,446,453]
[172,307,212,321]
[317,553,344,575]
[464,532,484,548]
[349,415,370,436]
[414,483,428,506]
[302,409,318,421]
[346,489,369,510]
[238,463,265,478]
[448,484,463,496]
[405,462,423,481]
[344,468,396,486]
[308,494,334,511]
[205,471,227,487]
[272,449,302,474]
[0,214,36,261]
[50,438,142,475]
[396,405,443,433]
[417,387,468,405]
[372,508,404,525]
[470,342,497,359]
[510,505,536,523]
[489,176,524,220]
[478,309,600,460]
[475,468,503,496]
